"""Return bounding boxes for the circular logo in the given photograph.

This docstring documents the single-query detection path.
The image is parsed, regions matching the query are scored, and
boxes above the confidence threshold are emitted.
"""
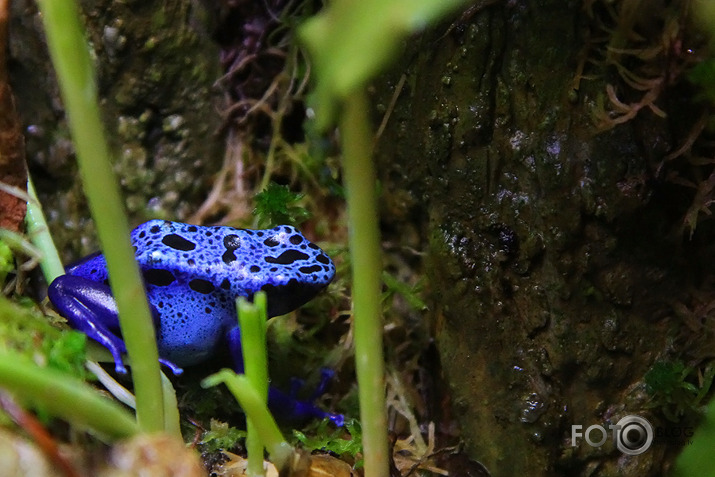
[615,415,654,455]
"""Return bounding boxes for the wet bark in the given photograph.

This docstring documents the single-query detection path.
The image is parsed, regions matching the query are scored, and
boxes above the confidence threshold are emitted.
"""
[374,1,712,475]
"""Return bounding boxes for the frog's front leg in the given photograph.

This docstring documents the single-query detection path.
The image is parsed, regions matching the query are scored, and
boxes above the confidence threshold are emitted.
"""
[227,326,344,426]
[48,275,182,375]
[49,275,128,373]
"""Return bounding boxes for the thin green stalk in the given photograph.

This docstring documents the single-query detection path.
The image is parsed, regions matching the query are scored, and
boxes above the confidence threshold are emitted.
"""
[202,371,293,469]
[300,3,472,476]
[35,0,165,432]
[25,177,64,283]
[0,354,139,439]
[239,294,269,396]
[238,293,269,476]
[339,91,388,476]
[160,372,181,437]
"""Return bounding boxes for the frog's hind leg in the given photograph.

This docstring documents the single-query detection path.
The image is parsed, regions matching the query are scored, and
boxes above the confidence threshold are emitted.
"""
[227,326,245,372]
[48,275,129,373]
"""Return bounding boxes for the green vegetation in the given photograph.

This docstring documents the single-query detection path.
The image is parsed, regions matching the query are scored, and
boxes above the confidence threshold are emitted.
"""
[203,371,293,470]
[382,272,427,312]
[200,419,247,453]
[237,293,269,475]
[0,297,137,438]
[645,360,715,422]
[0,240,12,285]
[688,60,715,104]
[0,296,87,378]
[253,182,311,228]
[202,293,296,474]
[25,178,64,283]
[0,352,138,439]
[672,395,715,477]
[294,417,363,466]
[300,0,469,130]
[670,3,715,472]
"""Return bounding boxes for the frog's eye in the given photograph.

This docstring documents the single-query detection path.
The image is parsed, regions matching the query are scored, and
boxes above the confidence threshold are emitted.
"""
[263,236,280,247]
[222,234,241,264]
[223,234,241,249]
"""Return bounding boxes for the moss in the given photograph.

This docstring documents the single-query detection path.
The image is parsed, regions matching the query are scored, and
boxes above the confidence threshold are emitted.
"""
[199,419,247,453]
[0,296,88,380]
[292,418,363,465]
[253,183,311,228]
[645,361,715,422]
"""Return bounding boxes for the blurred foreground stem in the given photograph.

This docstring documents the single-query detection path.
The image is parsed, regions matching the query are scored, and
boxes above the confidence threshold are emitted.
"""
[36,0,165,432]
[339,91,388,476]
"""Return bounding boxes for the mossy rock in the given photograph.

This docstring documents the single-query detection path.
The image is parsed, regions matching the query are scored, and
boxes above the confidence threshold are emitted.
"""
[10,0,222,259]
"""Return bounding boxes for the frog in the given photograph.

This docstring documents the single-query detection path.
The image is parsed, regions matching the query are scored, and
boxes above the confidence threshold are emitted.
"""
[48,219,341,423]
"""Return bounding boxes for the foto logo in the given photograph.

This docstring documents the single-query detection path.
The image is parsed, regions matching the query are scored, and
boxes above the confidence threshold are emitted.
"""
[571,415,654,456]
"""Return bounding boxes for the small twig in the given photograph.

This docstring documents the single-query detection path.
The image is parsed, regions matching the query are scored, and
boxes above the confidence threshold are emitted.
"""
[664,111,709,162]
[374,73,406,145]
[0,181,33,203]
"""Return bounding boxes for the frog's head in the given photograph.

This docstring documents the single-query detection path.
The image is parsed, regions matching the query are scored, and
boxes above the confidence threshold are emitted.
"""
[247,225,335,317]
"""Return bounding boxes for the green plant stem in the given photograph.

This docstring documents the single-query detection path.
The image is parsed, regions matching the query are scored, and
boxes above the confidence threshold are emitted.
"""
[161,372,181,437]
[35,0,165,432]
[339,91,388,477]
[25,177,64,283]
[238,293,269,477]
[202,371,292,469]
[239,294,269,397]
[0,354,139,439]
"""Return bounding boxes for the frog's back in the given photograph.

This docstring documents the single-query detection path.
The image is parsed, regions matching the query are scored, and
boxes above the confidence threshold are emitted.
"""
[64,251,108,282]
[54,220,336,369]
[132,220,335,316]
[65,220,335,320]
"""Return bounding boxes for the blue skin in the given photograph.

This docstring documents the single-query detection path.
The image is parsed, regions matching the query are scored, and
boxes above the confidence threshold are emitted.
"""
[48,220,342,424]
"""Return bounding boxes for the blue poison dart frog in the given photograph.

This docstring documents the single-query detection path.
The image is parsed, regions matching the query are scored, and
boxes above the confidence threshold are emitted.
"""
[48,220,342,424]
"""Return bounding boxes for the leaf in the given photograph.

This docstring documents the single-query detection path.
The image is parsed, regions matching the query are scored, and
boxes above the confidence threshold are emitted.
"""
[299,0,469,130]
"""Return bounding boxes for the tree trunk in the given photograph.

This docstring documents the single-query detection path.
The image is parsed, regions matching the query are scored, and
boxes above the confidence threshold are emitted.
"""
[374,1,711,475]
